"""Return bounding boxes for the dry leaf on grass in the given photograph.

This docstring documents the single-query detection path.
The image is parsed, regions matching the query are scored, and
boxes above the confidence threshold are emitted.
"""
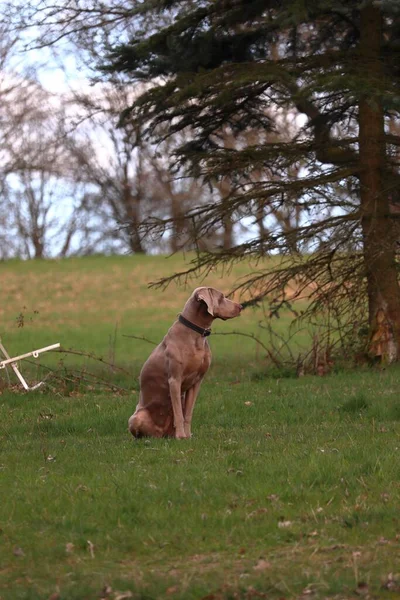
[354,581,369,596]
[267,494,279,502]
[377,536,390,545]
[278,520,292,528]
[87,540,95,558]
[300,586,315,597]
[99,585,112,598]
[307,530,319,538]
[114,592,133,600]
[244,587,268,598]
[246,508,268,520]
[382,573,400,591]
[253,559,271,571]
[166,586,179,594]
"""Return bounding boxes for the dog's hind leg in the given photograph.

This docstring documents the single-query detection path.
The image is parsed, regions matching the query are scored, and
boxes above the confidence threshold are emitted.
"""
[128,408,163,438]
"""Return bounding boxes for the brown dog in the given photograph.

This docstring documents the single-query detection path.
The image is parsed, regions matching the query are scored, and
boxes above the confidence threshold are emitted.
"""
[128,287,242,439]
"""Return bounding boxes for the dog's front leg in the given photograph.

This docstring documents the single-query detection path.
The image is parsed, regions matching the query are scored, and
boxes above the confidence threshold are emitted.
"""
[183,379,203,438]
[168,376,186,438]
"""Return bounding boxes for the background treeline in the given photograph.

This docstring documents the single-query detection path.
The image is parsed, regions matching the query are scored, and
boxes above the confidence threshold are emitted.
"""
[0,18,307,260]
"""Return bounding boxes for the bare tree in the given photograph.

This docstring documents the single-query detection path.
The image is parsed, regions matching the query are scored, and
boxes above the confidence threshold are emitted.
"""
[67,81,220,254]
[0,70,91,258]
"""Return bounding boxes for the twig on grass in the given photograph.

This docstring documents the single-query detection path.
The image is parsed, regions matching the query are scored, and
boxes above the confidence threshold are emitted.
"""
[213,330,284,369]
[23,359,131,394]
[1,343,134,394]
[63,368,131,394]
[213,330,269,354]
[123,334,157,346]
[261,324,294,359]
[53,348,131,374]
[108,322,119,373]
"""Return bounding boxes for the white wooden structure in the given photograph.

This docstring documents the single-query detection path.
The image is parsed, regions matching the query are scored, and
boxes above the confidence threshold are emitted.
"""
[0,339,60,390]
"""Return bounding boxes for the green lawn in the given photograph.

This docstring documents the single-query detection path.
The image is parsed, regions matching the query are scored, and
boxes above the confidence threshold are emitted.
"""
[1,255,400,599]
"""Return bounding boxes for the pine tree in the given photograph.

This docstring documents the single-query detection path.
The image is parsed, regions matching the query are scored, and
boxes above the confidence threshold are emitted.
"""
[106,0,400,362]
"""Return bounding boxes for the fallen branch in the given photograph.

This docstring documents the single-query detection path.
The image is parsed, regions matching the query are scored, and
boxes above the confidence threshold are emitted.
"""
[122,334,157,346]
[213,330,270,353]
[24,359,131,394]
[54,348,131,374]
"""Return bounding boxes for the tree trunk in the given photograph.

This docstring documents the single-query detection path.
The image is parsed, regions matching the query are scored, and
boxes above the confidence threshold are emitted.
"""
[359,4,400,362]
[170,192,185,253]
[219,178,234,250]
[222,209,234,250]
[256,200,267,255]
[32,230,44,259]
[123,179,145,254]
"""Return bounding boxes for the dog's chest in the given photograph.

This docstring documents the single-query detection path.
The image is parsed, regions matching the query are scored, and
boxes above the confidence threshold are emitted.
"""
[181,345,211,389]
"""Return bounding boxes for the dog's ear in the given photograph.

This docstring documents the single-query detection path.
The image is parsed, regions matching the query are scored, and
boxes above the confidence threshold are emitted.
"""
[196,287,215,316]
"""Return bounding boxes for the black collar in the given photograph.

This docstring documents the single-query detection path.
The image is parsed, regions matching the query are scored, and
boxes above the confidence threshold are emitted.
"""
[178,314,211,337]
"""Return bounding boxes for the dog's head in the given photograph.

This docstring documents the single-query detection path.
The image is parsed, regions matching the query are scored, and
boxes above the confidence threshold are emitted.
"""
[194,287,242,320]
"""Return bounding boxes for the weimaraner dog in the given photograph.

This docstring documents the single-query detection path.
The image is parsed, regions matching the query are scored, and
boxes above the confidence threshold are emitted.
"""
[128,287,242,439]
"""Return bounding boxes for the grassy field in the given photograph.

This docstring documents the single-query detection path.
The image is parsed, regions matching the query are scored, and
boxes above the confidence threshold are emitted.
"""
[1,255,400,600]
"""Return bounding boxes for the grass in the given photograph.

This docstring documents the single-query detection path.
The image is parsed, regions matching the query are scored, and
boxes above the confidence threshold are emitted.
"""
[1,255,400,599]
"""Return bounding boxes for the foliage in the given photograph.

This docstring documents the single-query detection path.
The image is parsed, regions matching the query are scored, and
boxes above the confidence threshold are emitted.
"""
[104,0,400,359]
